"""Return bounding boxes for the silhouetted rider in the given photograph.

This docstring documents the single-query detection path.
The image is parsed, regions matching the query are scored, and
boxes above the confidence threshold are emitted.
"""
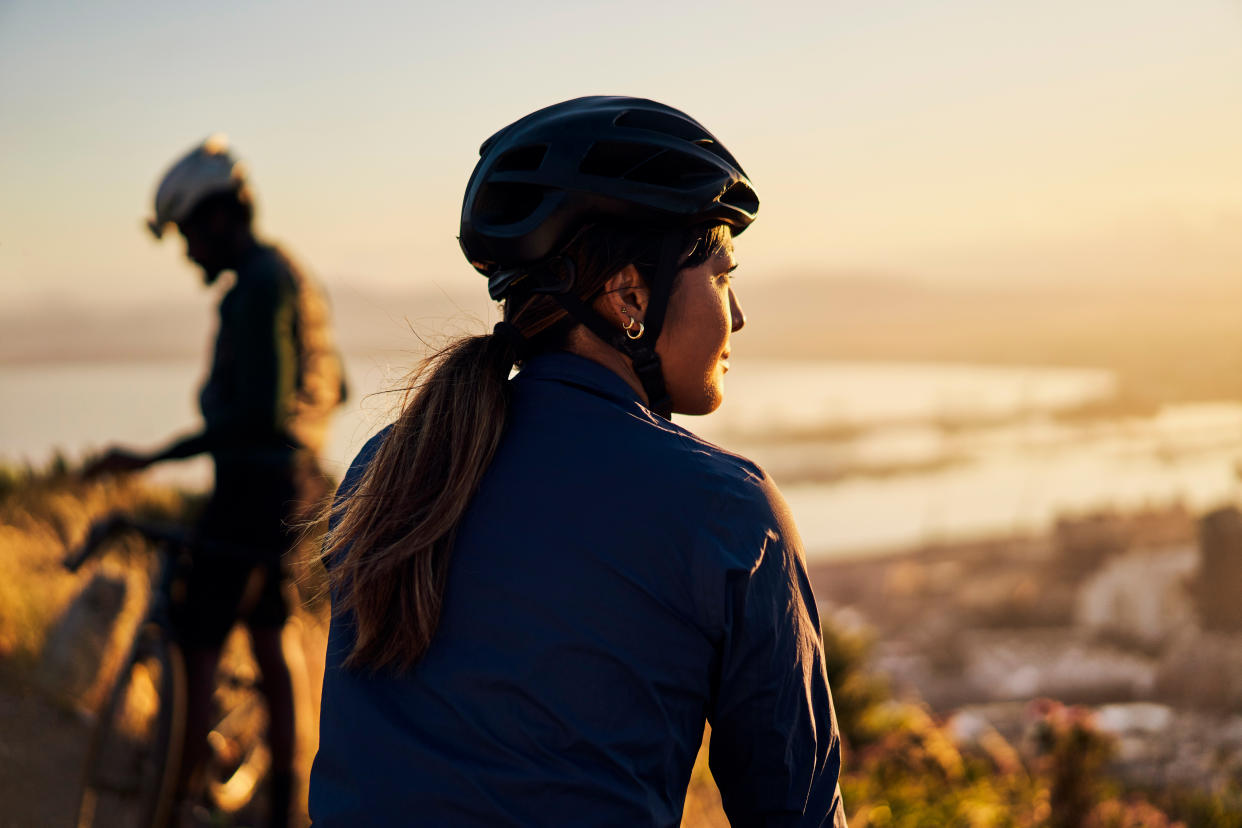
[87,135,346,828]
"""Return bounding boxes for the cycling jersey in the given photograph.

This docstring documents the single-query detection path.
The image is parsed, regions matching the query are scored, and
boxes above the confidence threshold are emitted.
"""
[311,351,845,826]
[155,241,345,464]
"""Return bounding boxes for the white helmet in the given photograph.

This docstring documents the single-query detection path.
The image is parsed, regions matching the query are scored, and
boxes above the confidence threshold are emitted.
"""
[147,134,249,239]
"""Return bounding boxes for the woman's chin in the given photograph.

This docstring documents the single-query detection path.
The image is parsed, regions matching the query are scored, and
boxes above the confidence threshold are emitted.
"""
[673,384,725,417]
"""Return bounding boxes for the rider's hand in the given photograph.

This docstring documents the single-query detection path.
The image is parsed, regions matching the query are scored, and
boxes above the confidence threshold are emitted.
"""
[83,449,151,479]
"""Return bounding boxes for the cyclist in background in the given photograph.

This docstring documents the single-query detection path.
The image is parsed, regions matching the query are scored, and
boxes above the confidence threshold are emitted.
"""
[87,135,347,828]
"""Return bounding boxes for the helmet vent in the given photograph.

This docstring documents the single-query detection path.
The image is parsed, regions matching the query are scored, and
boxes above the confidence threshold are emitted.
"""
[494,144,548,173]
[579,141,660,178]
[719,180,759,214]
[580,142,719,189]
[692,138,736,167]
[622,149,721,189]
[614,109,712,144]
[474,182,546,226]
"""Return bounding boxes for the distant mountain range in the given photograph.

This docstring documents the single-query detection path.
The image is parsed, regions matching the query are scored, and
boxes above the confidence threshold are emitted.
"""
[6,272,1242,407]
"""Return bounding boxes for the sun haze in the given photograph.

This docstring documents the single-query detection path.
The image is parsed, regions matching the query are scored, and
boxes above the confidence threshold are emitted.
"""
[0,0,1238,312]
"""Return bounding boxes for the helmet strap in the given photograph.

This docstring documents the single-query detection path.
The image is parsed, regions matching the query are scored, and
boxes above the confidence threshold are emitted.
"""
[624,229,683,418]
[549,229,682,419]
[636,230,683,353]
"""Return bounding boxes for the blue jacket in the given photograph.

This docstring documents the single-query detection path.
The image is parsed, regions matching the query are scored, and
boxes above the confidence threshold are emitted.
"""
[310,352,845,826]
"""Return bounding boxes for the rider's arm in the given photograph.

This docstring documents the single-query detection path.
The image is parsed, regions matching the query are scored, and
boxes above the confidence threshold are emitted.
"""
[149,430,213,461]
[706,483,847,827]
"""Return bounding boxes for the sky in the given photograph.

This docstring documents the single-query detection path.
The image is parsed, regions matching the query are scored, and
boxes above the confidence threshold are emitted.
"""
[1,0,1240,311]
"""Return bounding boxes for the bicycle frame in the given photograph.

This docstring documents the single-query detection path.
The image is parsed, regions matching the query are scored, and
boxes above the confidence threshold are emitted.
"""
[67,512,273,828]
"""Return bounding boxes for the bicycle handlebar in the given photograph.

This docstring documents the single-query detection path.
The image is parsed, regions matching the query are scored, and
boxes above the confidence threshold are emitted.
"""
[64,512,265,572]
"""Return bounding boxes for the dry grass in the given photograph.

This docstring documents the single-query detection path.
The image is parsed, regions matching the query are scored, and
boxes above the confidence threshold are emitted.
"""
[0,459,192,701]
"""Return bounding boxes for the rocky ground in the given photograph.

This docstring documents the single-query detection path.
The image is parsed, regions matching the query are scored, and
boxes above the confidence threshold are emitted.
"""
[0,676,87,828]
[807,503,1242,800]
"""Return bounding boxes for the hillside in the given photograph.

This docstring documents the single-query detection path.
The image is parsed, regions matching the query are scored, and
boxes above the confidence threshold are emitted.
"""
[6,272,1242,411]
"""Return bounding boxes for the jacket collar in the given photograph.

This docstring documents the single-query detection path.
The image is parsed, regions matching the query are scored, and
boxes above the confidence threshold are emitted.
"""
[515,351,646,410]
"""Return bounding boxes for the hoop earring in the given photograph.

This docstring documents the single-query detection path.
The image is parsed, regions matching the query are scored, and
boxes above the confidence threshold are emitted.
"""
[621,308,645,340]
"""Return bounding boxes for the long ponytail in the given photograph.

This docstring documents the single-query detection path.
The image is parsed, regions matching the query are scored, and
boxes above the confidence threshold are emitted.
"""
[324,222,731,671]
[323,333,517,671]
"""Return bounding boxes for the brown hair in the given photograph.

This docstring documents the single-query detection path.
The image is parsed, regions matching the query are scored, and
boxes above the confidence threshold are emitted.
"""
[324,223,732,671]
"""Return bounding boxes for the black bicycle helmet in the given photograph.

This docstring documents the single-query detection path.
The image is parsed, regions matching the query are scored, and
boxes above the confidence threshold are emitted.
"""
[458,96,759,417]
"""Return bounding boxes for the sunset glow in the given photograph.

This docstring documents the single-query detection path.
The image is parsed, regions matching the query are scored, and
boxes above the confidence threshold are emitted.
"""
[2,0,1239,309]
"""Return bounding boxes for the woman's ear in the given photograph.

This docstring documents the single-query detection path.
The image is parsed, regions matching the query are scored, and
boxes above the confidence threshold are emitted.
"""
[598,264,650,322]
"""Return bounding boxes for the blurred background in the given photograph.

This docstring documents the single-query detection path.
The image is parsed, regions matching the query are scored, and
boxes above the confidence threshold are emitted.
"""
[3,0,1242,825]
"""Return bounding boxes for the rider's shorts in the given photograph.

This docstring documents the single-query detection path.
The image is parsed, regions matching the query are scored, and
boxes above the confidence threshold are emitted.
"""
[172,555,287,648]
[171,453,326,649]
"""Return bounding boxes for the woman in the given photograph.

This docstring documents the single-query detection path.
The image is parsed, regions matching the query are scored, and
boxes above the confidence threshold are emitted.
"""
[310,97,845,826]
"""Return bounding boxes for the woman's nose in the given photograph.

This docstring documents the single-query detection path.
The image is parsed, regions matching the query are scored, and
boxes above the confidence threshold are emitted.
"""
[729,288,746,333]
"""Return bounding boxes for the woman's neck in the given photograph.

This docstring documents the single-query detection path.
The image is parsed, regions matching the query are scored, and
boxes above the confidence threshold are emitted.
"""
[562,327,648,405]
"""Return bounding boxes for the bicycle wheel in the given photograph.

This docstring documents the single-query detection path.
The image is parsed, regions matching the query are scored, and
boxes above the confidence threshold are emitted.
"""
[76,625,186,828]
[204,634,271,818]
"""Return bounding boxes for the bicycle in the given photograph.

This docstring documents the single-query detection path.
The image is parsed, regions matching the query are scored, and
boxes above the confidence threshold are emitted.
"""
[65,513,273,828]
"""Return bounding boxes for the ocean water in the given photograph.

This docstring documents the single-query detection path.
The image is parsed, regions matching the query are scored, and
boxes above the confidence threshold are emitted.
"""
[4,356,1241,561]
[0,357,407,500]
